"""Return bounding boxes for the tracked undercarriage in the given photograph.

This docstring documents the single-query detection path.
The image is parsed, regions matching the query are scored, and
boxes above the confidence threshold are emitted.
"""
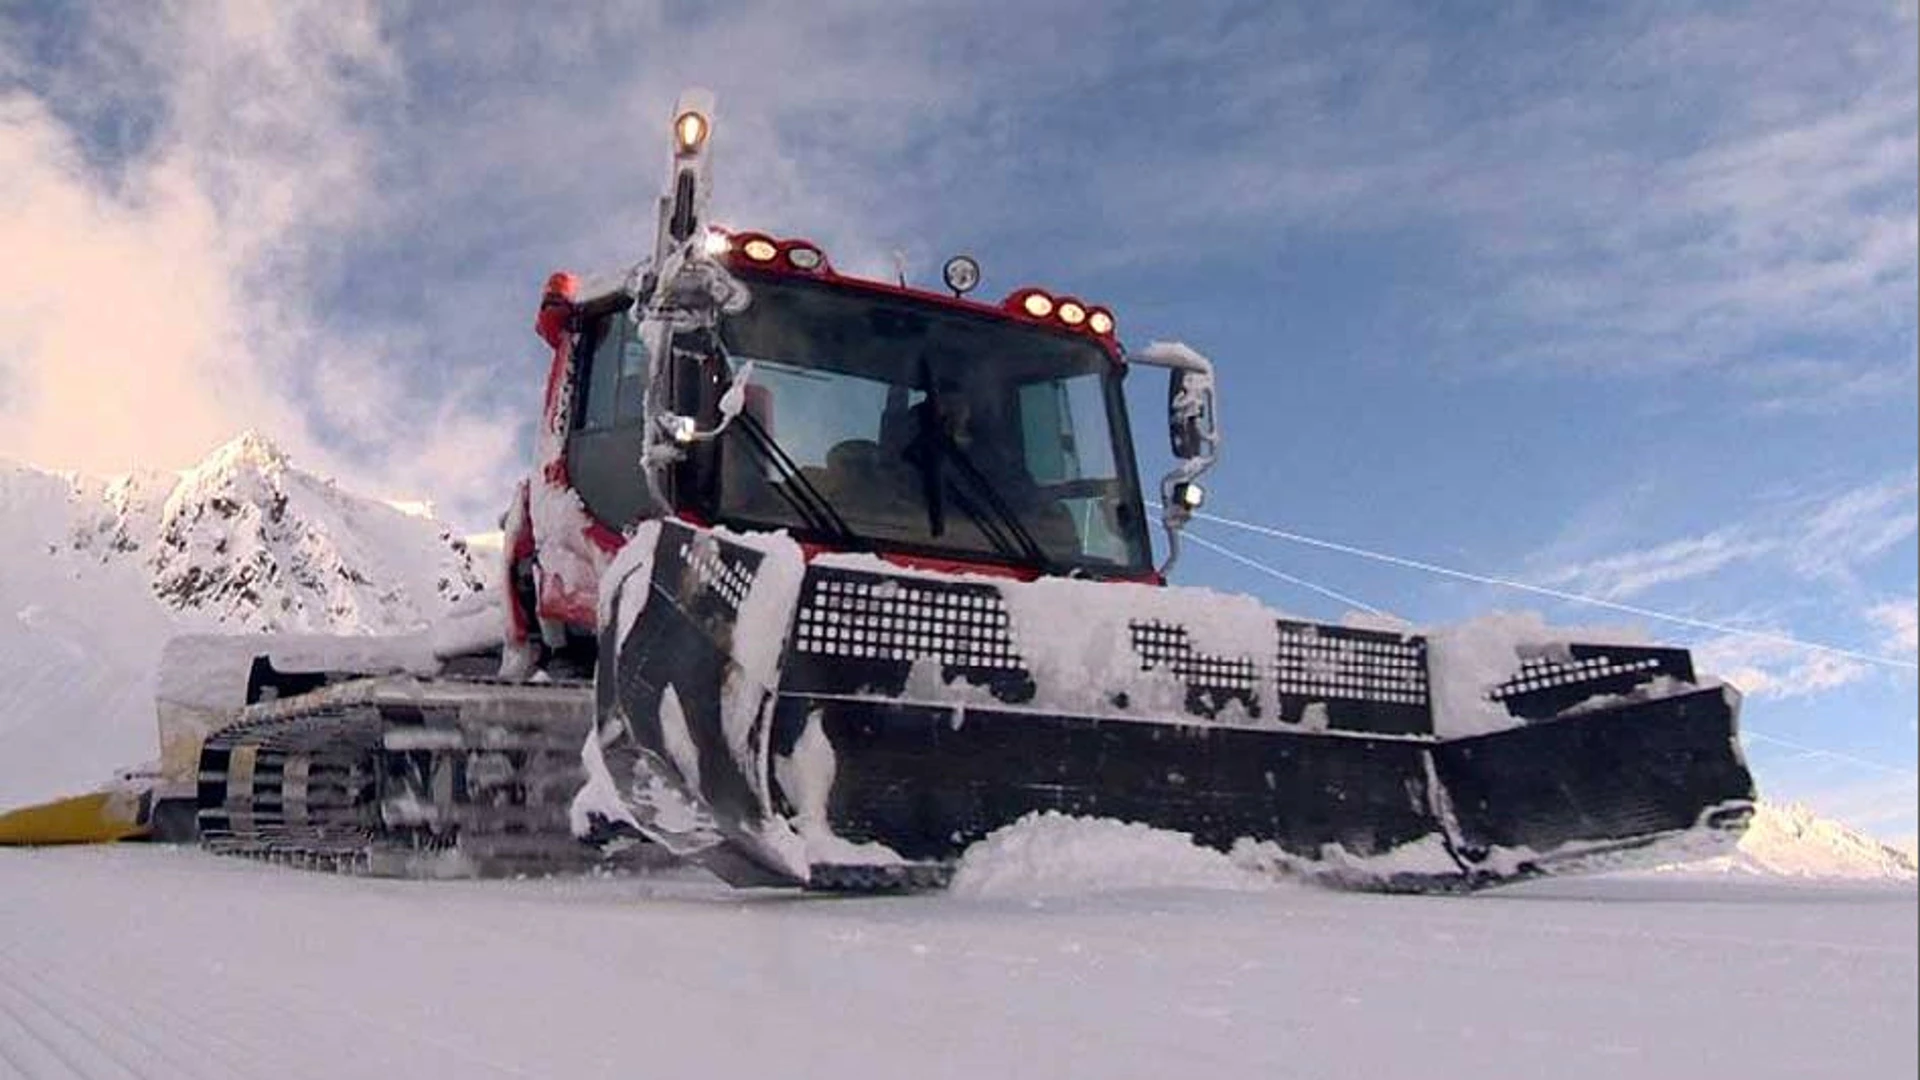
[191,672,608,876]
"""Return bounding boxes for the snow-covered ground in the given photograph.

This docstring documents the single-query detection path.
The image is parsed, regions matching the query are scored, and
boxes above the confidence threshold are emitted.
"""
[2,840,1913,1080]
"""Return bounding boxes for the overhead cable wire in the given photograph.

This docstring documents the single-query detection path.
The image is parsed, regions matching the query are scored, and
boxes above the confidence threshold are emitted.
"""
[1742,731,1919,781]
[1182,530,1402,622]
[1164,506,1915,785]
[1178,507,1918,672]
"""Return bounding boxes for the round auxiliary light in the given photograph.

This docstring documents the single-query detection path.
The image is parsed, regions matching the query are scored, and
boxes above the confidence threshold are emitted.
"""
[702,230,732,257]
[741,237,778,262]
[1088,308,1115,335]
[1058,301,1087,327]
[786,245,823,270]
[943,255,981,296]
[1021,291,1055,318]
[674,110,709,155]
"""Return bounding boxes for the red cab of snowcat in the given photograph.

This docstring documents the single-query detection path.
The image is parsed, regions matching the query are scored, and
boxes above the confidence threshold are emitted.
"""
[500,231,1160,671]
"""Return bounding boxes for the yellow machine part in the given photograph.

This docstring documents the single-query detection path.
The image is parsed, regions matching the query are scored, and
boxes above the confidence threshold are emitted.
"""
[0,790,151,845]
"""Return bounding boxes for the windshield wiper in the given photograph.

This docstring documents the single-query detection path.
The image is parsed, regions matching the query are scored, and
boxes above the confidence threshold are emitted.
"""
[900,358,1055,572]
[727,410,864,550]
[932,432,1056,573]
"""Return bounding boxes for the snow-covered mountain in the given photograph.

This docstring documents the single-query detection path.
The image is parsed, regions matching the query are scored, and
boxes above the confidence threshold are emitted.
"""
[61,430,483,632]
[0,432,492,806]
[1664,801,1918,882]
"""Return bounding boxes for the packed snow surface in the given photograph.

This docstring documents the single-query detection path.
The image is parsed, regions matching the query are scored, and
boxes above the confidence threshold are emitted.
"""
[951,811,1269,896]
[1,846,1912,1080]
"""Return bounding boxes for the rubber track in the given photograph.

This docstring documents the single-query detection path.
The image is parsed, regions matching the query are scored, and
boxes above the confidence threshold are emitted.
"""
[196,676,606,878]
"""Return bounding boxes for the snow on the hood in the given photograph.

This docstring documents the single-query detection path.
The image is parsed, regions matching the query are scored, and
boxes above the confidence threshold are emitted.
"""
[949,812,1273,898]
[809,553,1684,736]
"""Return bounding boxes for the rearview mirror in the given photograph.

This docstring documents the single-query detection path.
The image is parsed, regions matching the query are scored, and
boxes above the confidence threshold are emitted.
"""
[1168,368,1217,461]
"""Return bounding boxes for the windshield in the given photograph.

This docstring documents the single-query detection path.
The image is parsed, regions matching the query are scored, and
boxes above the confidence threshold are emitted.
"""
[705,274,1150,574]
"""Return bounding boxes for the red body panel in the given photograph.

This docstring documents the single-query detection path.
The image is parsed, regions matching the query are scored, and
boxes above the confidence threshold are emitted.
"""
[502,245,1154,652]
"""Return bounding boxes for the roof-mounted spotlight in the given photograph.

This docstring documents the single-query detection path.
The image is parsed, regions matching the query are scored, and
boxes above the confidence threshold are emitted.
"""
[786,244,824,270]
[943,255,981,297]
[1088,308,1115,336]
[1058,300,1088,327]
[1020,291,1055,318]
[741,237,778,262]
[673,110,709,155]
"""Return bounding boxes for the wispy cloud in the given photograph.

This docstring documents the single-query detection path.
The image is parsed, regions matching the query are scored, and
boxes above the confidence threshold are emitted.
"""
[1535,530,1772,601]
[1785,470,1920,581]
[1699,633,1871,699]
[1067,4,1918,398]
[1866,599,1919,658]
[1539,469,1918,600]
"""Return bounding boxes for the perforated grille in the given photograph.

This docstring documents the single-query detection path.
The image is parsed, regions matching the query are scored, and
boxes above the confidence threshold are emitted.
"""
[1488,655,1663,702]
[1275,622,1428,706]
[793,576,1021,669]
[1129,621,1260,692]
[679,538,752,609]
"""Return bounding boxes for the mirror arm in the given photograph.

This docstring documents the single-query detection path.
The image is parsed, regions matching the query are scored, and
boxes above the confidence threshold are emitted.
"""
[1130,341,1221,578]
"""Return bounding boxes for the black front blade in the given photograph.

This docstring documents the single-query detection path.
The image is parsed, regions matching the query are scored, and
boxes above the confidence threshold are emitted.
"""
[1431,685,1755,873]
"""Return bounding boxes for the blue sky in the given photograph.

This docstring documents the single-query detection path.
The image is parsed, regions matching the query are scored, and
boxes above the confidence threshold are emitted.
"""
[3,1,1914,840]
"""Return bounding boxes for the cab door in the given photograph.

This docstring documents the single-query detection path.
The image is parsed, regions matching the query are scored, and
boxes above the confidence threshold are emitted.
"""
[564,308,657,529]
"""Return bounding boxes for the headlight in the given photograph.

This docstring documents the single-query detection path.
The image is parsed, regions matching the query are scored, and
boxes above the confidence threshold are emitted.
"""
[674,110,709,154]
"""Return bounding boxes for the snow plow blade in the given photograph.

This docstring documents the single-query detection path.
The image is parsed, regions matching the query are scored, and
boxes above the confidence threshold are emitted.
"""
[580,522,1756,892]
[0,790,151,846]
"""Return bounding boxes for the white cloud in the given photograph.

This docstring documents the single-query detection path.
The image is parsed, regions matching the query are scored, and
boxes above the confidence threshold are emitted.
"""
[1866,599,1918,658]
[1786,470,1920,581]
[1539,469,1918,600]
[1536,530,1773,600]
[1700,632,1872,699]
[1072,4,1917,398]
[0,2,523,527]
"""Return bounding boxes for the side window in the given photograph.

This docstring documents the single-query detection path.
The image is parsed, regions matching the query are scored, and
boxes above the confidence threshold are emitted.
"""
[1018,382,1072,483]
[615,319,650,423]
[1017,375,1114,483]
[575,312,647,431]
